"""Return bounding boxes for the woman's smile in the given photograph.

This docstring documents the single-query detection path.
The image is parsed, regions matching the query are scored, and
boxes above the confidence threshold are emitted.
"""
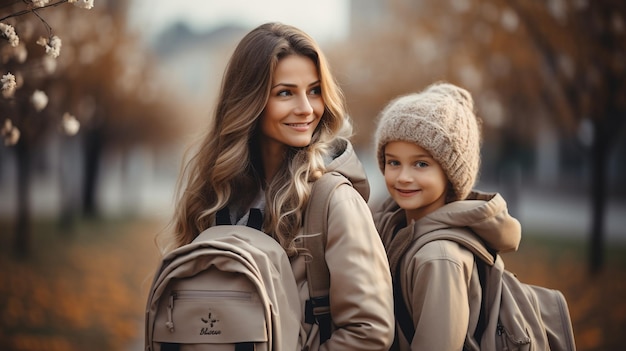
[285,120,315,131]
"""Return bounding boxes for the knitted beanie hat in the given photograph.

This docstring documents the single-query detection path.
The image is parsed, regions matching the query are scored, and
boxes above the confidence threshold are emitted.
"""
[374,82,481,201]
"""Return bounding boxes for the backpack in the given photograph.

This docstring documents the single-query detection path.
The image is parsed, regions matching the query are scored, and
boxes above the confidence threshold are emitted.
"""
[145,172,350,351]
[394,230,576,351]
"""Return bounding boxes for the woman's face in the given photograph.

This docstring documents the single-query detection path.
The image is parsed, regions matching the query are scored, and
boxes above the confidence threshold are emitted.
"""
[259,54,324,156]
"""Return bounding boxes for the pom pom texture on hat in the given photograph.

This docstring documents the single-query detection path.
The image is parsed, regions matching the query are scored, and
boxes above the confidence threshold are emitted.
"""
[374,82,481,201]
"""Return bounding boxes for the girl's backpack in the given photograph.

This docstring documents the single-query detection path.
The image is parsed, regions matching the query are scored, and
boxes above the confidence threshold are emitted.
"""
[394,230,577,351]
[144,172,349,351]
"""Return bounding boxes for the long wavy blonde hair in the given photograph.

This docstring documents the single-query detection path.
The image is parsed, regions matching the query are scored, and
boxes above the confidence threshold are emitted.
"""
[168,22,351,255]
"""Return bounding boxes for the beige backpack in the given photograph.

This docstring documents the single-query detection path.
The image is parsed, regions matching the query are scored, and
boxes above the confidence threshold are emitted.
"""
[145,172,349,351]
[394,230,577,351]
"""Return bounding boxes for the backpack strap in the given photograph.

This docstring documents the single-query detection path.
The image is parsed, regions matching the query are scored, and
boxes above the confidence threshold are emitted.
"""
[393,229,496,345]
[302,171,351,344]
[216,207,231,225]
[247,208,263,230]
[413,230,496,266]
[393,255,416,345]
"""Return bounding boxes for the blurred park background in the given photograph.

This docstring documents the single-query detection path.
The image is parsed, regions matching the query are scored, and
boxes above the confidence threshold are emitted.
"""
[1,0,625,350]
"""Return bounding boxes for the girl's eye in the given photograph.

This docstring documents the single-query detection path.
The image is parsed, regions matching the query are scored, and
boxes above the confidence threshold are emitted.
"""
[415,161,428,168]
[309,86,322,95]
[386,160,400,167]
[277,90,292,97]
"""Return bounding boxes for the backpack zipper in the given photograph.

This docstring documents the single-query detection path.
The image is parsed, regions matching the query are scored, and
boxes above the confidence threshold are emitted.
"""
[165,290,254,332]
[173,290,253,300]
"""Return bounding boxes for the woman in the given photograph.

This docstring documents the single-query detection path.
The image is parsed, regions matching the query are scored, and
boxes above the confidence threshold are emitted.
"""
[167,22,394,350]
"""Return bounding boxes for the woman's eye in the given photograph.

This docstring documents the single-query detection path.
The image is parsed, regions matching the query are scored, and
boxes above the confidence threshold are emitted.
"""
[309,86,321,95]
[277,90,291,97]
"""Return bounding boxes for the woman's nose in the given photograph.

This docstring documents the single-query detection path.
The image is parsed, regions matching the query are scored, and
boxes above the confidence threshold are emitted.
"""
[294,95,314,115]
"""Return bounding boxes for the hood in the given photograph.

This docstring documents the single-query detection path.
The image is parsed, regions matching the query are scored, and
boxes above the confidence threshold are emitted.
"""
[324,138,370,202]
[416,191,521,253]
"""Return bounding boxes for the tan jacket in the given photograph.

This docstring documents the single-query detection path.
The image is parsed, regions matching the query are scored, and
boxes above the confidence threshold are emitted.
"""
[291,139,395,351]
[374,191,521,351]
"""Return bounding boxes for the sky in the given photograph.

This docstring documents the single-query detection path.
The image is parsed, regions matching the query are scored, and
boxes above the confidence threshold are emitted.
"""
[127,0,351,44]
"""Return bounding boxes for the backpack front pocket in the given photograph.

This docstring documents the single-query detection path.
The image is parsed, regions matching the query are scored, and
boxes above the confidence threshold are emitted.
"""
[153,269,268,344]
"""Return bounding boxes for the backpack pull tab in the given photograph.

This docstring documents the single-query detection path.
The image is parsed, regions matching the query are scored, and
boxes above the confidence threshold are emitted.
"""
[166,293,176,332]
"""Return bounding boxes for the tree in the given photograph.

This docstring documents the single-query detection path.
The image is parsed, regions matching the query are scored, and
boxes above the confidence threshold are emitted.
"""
[1,0,95,257]
[1,0,185,256]
[504,0,626,273]
[330,0,625,273]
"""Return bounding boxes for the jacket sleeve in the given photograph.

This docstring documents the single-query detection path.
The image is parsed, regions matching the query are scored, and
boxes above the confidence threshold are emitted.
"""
[405,240,474,351]
[321,184,395,351]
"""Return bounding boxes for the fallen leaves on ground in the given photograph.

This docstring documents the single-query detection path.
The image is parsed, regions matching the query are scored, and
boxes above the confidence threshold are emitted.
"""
[0,220,624,351]
[0,218,164,351]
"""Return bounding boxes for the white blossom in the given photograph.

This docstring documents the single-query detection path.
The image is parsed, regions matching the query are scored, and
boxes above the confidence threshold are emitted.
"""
[6,128,19,145]
[501,8,519,32]
[0,23,19,48]
[37,35,62,58]
[31,90,48,112]
[1,119,11,135]
[62,112,80,136]
[42,55,57,74]
[14,72,24,89]
[68,0,94,10]
[14,44,28,63]
[1,119,20,146]
[31,0,50,7]
[1,73,16,98]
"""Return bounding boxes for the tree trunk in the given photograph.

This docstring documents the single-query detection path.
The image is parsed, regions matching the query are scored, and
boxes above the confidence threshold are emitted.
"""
[59,135,83,234]
[589,122,607,274]
[15,140,32,258]
[82,128,103,217]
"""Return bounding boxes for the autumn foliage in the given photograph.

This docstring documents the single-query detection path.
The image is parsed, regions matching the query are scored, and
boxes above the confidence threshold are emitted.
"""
[0,219,162,351]
[0,219,624,351]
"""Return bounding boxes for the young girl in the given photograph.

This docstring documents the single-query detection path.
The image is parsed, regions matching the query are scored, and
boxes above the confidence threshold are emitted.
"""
[373,82,522,351]
[167,22,394,350]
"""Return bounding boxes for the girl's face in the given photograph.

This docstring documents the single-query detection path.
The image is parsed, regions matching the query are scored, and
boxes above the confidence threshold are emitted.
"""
[259,54,324,157]
[383,141,448,222]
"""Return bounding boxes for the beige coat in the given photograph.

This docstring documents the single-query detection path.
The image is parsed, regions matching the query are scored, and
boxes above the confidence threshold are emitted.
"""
[374,191,521,351]
[291,139,395,351]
